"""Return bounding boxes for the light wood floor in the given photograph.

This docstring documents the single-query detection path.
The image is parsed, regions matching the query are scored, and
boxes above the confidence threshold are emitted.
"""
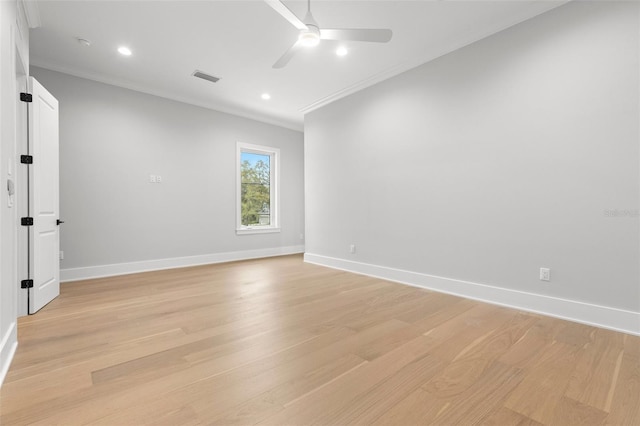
[1,255,638,425]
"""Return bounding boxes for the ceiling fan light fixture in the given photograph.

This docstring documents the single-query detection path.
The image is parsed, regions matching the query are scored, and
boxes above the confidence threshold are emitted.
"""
[266,0,392,68]
[298,28,320,47]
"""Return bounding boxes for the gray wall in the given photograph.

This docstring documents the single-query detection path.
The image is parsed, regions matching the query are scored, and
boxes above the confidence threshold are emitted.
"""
[31,67,304,270]
[305,1,640,312]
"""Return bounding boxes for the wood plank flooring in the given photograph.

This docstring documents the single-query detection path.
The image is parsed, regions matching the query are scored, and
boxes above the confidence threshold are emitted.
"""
[0,254,638,425]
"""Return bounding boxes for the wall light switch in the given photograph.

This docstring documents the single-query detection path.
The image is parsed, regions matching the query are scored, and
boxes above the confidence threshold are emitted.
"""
[540,267,550,282]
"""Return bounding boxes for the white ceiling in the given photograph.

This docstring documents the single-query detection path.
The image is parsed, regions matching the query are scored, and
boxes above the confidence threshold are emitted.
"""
[30,0,566,131]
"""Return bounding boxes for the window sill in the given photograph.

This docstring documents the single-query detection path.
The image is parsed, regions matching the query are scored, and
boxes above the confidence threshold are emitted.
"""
[236,227,281,235]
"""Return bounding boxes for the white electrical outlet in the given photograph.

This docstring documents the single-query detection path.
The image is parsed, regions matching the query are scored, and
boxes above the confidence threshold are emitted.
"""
[299,233,304,240]
[156,175,162,183]
[149,174,156,183]
[350,244,356,254]
[540,267,550,282]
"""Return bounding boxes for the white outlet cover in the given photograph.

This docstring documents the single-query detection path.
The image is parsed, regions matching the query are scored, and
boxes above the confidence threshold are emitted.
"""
[540,268,550,281]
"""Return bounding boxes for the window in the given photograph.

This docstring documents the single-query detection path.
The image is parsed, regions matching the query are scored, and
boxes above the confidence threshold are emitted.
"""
[236,143,280,234]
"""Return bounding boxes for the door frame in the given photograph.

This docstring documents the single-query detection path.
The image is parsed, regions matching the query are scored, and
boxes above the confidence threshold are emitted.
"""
[16,48,28,318]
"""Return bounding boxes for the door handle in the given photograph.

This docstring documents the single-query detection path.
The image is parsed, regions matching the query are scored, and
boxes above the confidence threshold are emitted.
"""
[56,219,65,225]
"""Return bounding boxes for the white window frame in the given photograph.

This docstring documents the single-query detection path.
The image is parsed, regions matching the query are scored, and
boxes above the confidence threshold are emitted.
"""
[236,142,280,235]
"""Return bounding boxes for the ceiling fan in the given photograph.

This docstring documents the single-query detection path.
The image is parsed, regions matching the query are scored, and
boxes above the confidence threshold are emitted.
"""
[265,0,393,69]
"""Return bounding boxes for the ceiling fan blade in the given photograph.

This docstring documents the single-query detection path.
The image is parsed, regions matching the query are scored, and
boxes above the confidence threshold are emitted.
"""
[264,0,307,30]
[320,28,393,43]
[273,41,304,69]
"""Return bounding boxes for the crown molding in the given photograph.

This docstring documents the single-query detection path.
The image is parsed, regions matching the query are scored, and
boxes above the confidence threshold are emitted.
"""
[300,0,568,115]
[30,0,567,131]
[30,60,304,132]
[21,0,41,28]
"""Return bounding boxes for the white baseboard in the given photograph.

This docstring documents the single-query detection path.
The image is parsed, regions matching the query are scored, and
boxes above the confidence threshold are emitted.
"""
[61,245,305,282]
[304,253,640,336]
[0,322,18,387]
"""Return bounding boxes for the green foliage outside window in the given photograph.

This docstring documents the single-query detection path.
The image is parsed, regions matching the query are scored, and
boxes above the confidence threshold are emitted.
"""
[241,156,270,226]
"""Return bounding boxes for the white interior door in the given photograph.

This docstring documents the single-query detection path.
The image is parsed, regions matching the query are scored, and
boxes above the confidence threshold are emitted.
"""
[28,77,60,314]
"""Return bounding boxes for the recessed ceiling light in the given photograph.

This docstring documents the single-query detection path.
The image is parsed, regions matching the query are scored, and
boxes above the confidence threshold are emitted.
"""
[261,93,271,100]
[336,46,348,57]
[117,46,132,56]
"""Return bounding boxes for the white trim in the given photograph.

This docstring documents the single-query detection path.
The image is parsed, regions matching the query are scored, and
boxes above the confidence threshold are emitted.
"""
[236,142,280,232]
[21,0,41,28]
[0,322,18,387]
[304,253,640,337]
[300,1,567,115]
[16,1,26,44]
[60,246,304,282]
[236,227,281,235]
[637,2,640,317]
[29,61,303,132]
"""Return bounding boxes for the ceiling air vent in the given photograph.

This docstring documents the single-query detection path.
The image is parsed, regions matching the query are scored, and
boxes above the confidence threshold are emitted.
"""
[192,70,220,84]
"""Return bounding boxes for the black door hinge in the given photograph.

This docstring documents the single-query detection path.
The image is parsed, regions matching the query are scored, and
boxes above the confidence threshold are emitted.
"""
[21,217,33,226]
[20,92,32,103]
[21,279,34,289]
[20,155,33,164]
